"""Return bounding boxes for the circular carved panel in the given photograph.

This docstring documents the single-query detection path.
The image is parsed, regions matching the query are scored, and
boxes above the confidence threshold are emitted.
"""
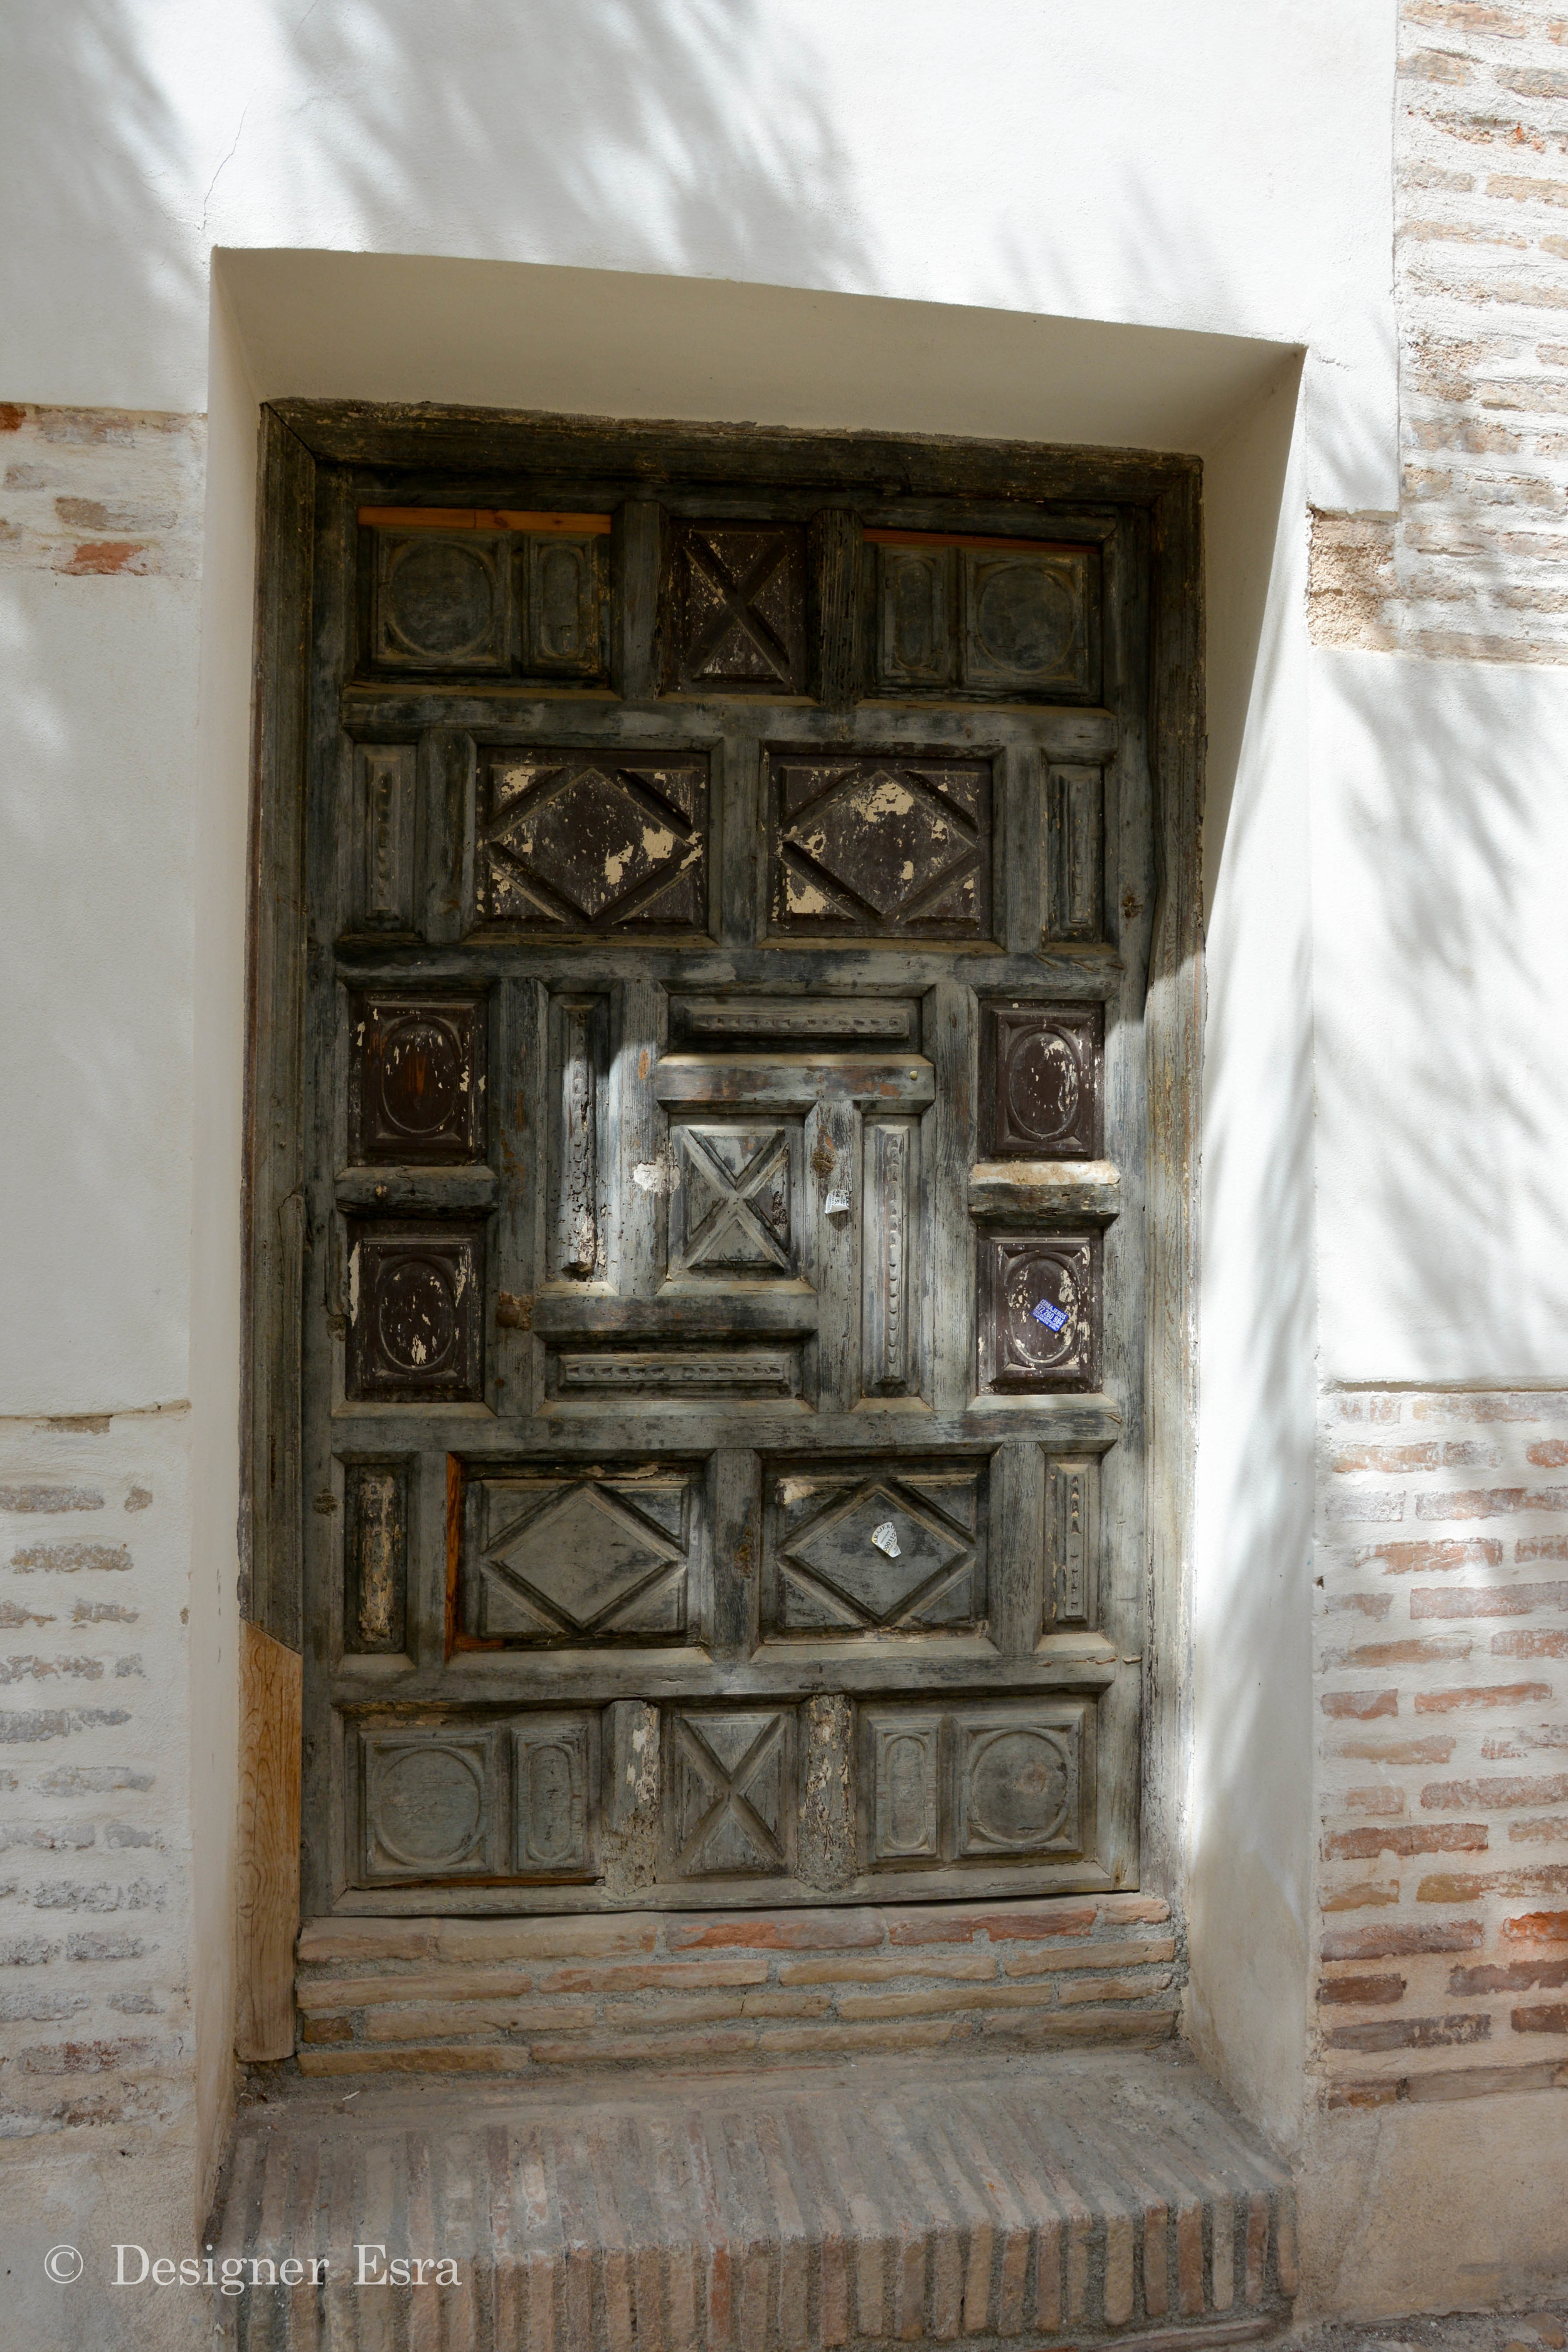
[1005,1029,1080,1148]
[384,539,497,661]
[374,1745,484,1869]
[374,1255,458,1377]
[972,562,1075,676]
[966,1728,1069,1849]
[1004,1252,1081,1372]
[379,1018,462,1139]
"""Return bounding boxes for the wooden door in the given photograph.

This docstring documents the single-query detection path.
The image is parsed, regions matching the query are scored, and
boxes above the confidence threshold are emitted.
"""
[298,449,1155,1919]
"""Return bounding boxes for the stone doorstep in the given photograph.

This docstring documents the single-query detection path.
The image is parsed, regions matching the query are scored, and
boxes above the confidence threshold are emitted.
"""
[211,2045,1296,2351]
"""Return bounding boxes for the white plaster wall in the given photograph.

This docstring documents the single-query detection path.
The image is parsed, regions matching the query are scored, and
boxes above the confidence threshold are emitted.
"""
[1312,654,1568,1382]
[1188,373,1317,2152]
[3,0,1397,504]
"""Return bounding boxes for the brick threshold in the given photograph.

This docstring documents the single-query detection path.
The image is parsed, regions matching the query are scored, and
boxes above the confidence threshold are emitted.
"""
[212,2044,1296,2349]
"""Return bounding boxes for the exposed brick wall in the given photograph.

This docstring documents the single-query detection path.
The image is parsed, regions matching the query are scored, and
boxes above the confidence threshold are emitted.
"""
[0,403,204,578]
[292,1894,1178,2076]
[1310,0,1568,659]
[0,1412,193,2142]
[1315,1387,1568,2107]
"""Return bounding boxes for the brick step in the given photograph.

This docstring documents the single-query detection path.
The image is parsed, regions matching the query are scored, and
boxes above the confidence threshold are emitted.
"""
[213,2047,1296,2349]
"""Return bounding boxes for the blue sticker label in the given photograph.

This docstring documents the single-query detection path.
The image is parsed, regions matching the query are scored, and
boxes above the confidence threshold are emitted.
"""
[1031,1298,1069,1334]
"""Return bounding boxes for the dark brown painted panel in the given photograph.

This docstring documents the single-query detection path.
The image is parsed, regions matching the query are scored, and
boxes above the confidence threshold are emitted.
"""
[977,1233,1102,1394]
[344,1222,485,1402]
[477,750,709,934]
[768,754,993,940]
[980,1003,1103,1161]
[662,522,807,694]
[349,993,486,1165]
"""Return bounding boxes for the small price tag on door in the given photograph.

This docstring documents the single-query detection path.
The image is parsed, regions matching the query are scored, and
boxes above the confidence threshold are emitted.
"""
[824,1190,851,1217]
[871,1522,901,1558]
[1032,1298,1069,1334]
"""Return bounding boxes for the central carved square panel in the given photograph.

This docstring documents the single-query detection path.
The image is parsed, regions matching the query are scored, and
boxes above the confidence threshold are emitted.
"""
[668,1122,800,1279]
[477,750,708,933]
[461,1466,702,1646]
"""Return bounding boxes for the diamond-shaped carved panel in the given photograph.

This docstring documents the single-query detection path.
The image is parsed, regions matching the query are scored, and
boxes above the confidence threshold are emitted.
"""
[667,1707,793,1878]
[669,1124,798,1279]
[663,523,807,694]
[464,1469,699,1646]
[769,755,992,940]
[764,1461,986,1637]
[478,751,708,934]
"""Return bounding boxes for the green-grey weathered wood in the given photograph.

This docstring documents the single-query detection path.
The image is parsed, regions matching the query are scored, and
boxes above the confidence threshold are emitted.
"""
[247,403,1202,1929]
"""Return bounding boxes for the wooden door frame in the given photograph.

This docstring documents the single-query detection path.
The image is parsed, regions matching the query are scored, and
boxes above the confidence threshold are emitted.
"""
[235,401,1202,2058]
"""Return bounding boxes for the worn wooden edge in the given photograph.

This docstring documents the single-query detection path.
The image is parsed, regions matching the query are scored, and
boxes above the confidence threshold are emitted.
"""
[273,400,1202,507]
[864,527,1084,554]
[357,507,612,533]
[236,1621,304,2062]
[241,409,315,1648]
[1141,469,1204,1906]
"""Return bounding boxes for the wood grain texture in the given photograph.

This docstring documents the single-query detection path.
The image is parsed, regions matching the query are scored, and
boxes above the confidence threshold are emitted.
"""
[236,1619,303,2062]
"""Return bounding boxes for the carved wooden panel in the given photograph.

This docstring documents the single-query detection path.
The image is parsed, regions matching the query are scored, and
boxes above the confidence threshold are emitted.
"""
[358,744,417,930]
[873,542,1100,701]
[877,548,956,690]
[670,994,918,1047]
[513,1715,597,1879]
[981,1004,1101,1161]
[522,535,605,679]
[478,751,708,934]
[669,1123,799,1279]
[345,1224,485,1402]
[763,1460,986,1636]
[373,531,512,671]
[358,1727,503,1882]
[463,1466,702,1646]
[342,1461,409,1655]
[863,1119,921,1397]
[545,992,608,1280]
[349,994,486,1165]
[546,1347,802,1403]
[1046,764,1104,941]
[953,1706,1084,1858]
[1045,1456,1098,1630]
[662,522,807,694]
[861,1699,1089,1870]
[667,1706,793,1878]
[769,755,992,940]
[867,1712,942,1863]
[977,1234,1101,1394]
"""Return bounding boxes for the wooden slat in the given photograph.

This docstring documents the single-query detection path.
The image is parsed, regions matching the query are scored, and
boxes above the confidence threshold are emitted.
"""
[357,506,613,533]
[864,527,1081,554]
[969,1160,1123,1222]
[654,1054,935,1112]
[236,1620,303,2062]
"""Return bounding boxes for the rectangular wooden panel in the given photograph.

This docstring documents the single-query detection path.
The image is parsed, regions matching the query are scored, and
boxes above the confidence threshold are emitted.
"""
[372,529,512,671]
[862,1118,921,1398]
[1045,1455,1099,1631]
[668,1120,801,1280]
[358,744,417,930]
[477,749,708,934]
[344,1222,485,1402]
[236,1621,302,2061]
[1046,763,1104,942]
[768,754,993,940]
[513,1715,598,1879]
[357,1725,504,1883]
[762,1457,987,1638]
[669,993,918,1047]
[860,1697,1091,1871]
[342,1460,410,1654]
[545,991,609,1281]
[876,545,956,690]
[546,1347,802,1402]
[662,521,807,694]
[349,992,487,1165]
[871,541,1101,701]
[980,1002,1102,1160]
[522,533,607,679]
[977,1232,1102,1395]
[665,1705,795,1878]
[462,1463,704,1646]
[655,1053,935,1114]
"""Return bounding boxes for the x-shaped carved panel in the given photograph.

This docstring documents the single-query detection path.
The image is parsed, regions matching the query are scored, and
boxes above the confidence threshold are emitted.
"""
[667,1708,791,1878]
[670,1123,797,1278]
[664,524,807,694]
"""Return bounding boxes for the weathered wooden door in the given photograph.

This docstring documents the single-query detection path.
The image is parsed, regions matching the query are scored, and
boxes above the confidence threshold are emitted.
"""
[299,437,1155,1920]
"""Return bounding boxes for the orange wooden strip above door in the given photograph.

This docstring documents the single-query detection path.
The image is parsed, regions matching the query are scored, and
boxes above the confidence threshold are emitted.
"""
[864,526,1082,554]
[358,507,613,534]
